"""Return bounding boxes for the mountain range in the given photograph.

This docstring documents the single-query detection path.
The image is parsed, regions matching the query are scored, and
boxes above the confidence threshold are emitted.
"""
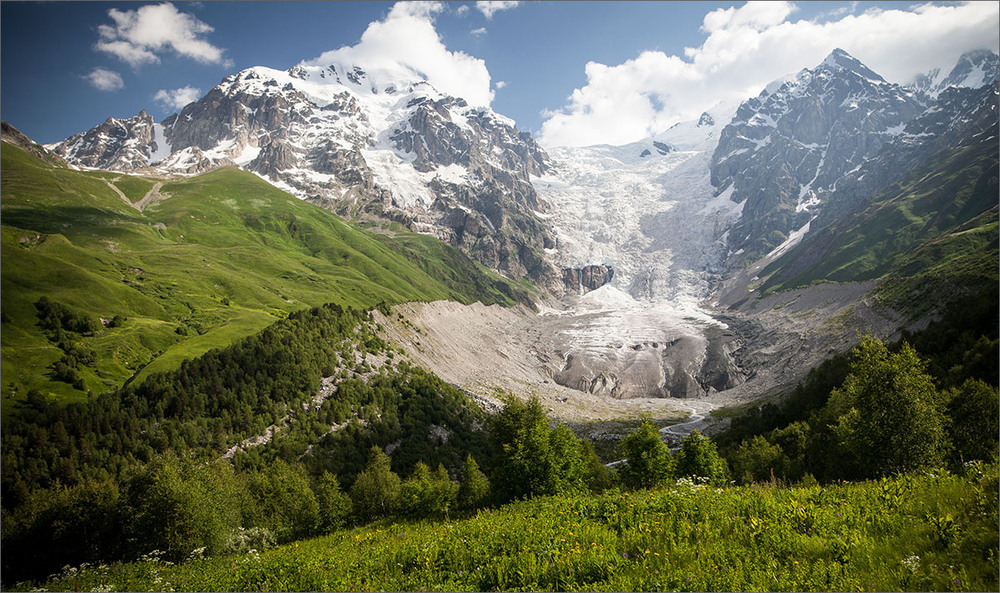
[5,46,998,411]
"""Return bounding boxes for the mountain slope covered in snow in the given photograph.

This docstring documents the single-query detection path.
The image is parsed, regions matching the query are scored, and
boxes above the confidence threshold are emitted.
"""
[49,63,555,282]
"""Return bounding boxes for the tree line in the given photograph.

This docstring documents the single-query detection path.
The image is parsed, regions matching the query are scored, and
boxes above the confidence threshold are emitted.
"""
[1,391,730,586]
[718,287,999,485]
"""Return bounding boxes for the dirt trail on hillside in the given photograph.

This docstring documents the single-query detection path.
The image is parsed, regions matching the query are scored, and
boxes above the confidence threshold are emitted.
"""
[104,179,169,212]
[104,178,134,207]
[134,182,167,211]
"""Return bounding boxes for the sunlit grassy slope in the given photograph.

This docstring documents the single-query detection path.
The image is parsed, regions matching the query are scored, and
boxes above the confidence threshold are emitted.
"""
[0,142,527,411]
[33,464,999,592]
[758,141,999,312]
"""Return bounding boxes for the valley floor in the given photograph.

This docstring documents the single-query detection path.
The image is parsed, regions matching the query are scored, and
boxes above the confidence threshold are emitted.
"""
[377,277,903,437]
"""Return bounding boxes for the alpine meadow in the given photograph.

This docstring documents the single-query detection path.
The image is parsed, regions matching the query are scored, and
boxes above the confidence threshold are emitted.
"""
[1,2,997,591]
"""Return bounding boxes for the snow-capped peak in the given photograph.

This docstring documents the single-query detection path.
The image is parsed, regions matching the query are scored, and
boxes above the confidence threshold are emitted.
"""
[818,48,886,83]
[911,49,999,98]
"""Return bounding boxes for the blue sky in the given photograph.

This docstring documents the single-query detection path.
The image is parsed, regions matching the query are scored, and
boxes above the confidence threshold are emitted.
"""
[2,1,997,147]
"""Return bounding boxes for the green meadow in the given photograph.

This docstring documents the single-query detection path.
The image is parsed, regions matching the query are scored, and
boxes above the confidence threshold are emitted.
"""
[1,142,525,412]
[31,462,998,593]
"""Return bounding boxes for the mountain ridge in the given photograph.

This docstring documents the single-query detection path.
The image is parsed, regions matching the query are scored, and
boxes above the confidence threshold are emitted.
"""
[48,62,556,284]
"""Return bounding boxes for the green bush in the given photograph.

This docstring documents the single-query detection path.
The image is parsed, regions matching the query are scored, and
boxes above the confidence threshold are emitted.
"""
[350,447,401,521]
[728,435,784,484]
[124,455,245,562]
[457,454,490,511]
[674,430,730,486]
[314,473,352,532]
[946,378,1000,465]
[489,397,588,502]
[247,461,321,543]
[398,462,458,519]
[619,420,673,490]
[834,339,946,477]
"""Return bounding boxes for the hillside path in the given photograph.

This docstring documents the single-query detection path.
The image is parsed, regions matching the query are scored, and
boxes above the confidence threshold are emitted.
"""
[104,178,133,207]
[104,179,168,212]
[134,182,166,211]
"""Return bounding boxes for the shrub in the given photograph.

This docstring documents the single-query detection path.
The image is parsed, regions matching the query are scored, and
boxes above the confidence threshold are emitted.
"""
[728,435,783,484]
[834,338,946,477]
[946,378,999,465]
[247,460,321,542]
[123,455,245,562]
[350,447,401,521]
[457,454,490,511]
[489,397,588,502]
[619,420,673,490]
[674,430,730,486]
[314,473,352,532]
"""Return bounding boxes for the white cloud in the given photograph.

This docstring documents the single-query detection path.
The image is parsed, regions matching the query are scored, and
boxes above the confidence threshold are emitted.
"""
[470,27,487,36]
[539,1,1000,147]
[85,67,124,91]
[456,5,470,16]
[495,80,507,89]
[95,2,228,68]
[476,1,520,20]
[305,2,494,107]
[154,86,202,112]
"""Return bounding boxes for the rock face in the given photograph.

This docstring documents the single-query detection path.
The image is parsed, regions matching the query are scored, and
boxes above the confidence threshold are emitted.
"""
[812,80,1000,231]
[48,64,555,282]
[48,110,158,170]
[562,265,614,294]
[713,48,999,264]
[1,122,69,167]
[713,49,926,261]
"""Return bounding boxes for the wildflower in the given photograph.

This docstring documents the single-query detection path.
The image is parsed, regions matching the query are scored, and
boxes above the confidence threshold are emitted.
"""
[901,555,920,574]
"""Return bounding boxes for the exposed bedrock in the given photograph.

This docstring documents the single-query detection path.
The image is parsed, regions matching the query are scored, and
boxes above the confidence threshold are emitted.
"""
[562,265,615,295]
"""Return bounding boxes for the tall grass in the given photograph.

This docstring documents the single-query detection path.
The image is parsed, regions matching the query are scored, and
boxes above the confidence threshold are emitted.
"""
[32,462,998,592]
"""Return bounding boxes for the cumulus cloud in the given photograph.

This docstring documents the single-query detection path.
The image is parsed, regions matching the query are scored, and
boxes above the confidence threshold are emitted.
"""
[539,1,1000,147]
[495,80,507,89]
[96,2,229,67]
[476,1,519,19]
[305,2,494,107]
[85,67,124,91]
[154,86,202,111]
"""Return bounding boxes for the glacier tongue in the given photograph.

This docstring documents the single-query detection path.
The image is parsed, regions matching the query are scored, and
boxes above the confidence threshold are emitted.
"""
[531,104,745,399]
[536,112,740,306]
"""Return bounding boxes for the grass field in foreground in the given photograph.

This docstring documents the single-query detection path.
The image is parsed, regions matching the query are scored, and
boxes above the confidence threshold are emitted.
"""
[32,463,998,592]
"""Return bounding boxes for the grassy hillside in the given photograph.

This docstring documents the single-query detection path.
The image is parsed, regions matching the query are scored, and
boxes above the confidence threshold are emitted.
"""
[757,141,999,312]
[0,141,527,412]
[27,463,999,592]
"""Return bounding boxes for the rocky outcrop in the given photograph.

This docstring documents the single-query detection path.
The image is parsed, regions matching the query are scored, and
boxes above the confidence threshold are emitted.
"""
[562,265,614,294]
[713,49,925,261]
[48,110,156,170]
[1,122,69,168]
[550,324,746,399]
